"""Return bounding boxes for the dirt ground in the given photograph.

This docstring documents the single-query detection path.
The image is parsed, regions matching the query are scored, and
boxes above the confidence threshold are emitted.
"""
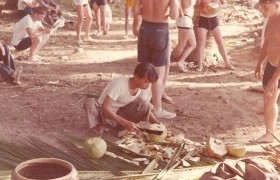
[0,1,277,148]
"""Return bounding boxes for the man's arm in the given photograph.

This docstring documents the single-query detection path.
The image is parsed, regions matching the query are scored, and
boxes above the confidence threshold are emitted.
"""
[194,0,203,12]
[133,0,141,17]
[133,15,142,36]
[255,40,268,79]
[101,96,141,132]
[169,0,180,20]
[26,26,50,39]
[149,112,160,124]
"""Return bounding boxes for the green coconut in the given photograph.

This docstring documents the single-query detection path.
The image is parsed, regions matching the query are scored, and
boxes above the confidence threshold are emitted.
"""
[84,137,107,160]
[205,3,220,14]
[227,143,246,158]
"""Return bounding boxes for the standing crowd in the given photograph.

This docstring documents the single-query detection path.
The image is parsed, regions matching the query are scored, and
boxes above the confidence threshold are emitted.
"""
[1,0,279,143]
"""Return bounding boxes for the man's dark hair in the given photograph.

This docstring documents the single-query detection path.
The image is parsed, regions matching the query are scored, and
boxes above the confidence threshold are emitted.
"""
[33,6,47,15]
[134,63,158,83]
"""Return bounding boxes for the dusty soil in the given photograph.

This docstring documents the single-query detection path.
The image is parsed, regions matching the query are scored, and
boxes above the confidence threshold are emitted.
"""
[0,1,276,148]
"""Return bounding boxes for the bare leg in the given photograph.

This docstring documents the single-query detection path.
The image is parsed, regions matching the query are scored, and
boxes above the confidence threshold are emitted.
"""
[12,66,23,84]
[177,29,196,73]
[212,27,235,70]
[100,5,107,35]
[75,4,84,43]
[35,34,49,56]
[162,40,172,102]
[196,28,208,71]
[255,90,280,143]
[152,66,165,111]
[92,3,101,36]
[172,28,188,61]
[83,4,93,39]
[29,37,40,57]
[124,6,130,37]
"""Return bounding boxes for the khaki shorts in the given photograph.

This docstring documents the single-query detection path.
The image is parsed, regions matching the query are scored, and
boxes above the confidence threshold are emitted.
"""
[83,97,151,129]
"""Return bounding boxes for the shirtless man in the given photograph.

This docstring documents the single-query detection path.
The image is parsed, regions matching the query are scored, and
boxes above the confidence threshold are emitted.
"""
[73,0,93,44]
[254,0,280,143]
[90,0,108,36]
[195,0,235,71]
[171,0,196,72]
[133,0,179,119]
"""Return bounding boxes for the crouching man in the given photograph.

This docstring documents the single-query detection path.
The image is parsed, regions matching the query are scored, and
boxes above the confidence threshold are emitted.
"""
[0,42,23,84]
[11,6,50,62]
[83,63,160,135]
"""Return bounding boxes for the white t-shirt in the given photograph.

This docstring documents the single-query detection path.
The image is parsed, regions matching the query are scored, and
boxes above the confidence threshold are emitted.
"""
[11,15,43,46]
[73,0,88,5]
[18,0,33,10]
[98,76,151,113]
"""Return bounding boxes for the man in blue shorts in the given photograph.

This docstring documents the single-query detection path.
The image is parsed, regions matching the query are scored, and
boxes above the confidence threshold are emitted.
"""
[133,0,179,119]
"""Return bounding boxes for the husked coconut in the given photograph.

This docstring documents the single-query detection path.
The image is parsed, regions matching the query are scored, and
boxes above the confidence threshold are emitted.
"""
[205,137,227,158]
[146,123,168,143]
[84,137,107,160]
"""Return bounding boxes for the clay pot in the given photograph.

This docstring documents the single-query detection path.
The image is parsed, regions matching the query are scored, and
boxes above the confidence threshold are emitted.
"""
[11,158,78,180]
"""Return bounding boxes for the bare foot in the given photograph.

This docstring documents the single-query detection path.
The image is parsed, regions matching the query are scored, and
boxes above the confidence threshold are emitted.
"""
[177,62,188,73]
[12,66,23,84]
[225,63,236,70]
[253,134,274,143]
[95,32,101,37]
[162,92,172,103]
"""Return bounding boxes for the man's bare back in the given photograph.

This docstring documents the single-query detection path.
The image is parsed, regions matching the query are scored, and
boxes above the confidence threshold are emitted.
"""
[264,17,280,66]
[181,0,194,17]
[134,0,179,23]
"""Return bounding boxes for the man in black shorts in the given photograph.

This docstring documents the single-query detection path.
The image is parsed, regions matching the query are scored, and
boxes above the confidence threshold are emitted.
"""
[254,0,280,143]
[90,0,108,35]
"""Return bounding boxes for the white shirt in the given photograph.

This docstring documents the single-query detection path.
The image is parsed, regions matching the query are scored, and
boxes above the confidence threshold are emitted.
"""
[11,15,43,46]
[98,76,151,113]
[18,0,33,10]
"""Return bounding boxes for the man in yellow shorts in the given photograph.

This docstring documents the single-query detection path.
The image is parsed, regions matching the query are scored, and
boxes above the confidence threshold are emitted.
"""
[124,0,134,37]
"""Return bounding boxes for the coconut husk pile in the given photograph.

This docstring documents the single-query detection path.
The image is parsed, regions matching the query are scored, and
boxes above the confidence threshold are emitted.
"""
[263,145,280,167]
[259,133,280,171]
[110,129,216,171]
